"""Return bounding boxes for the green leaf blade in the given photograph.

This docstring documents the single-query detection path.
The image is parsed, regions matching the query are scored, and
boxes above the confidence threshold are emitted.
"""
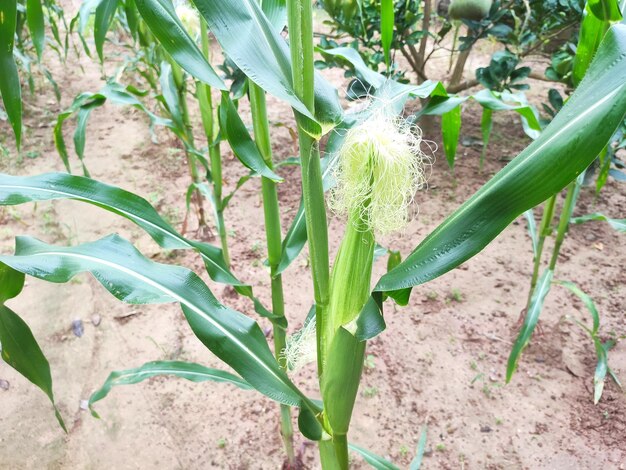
[26,0,45,60]
[0,0,22,147]
[219,92,283,182]
[135,0,226,89]
[380,0,394,69]
[376,25,626,295]
[441,105,462,170]
[0,172,241,286]
[0,305,66,431]
[506,270,553,382]
[89,360,252,415]
[0,235,312,410]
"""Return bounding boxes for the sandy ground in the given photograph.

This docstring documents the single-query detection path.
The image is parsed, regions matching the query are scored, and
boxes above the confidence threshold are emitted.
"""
[0,5,625,470]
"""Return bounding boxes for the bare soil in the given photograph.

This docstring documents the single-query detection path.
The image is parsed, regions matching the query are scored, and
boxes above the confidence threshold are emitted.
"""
[0,5,625,470]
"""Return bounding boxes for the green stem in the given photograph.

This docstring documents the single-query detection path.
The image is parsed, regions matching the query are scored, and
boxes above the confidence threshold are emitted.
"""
[319,440,342,470]
[197,19,229,262]
[249,81,295,466]
[174,65,207,230]
[287,0,331,378]
[548,181,578,270]
[333,434,349,470]
[525,194,556,308]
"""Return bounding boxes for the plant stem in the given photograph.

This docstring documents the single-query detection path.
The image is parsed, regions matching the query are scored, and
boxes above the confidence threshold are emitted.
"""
[333,434,349,470]
[175,65,208,230]
[249,81,295,466]
[319,440,342,470]
[198,19,229,263]
[286,0,331,376]
[548,181,578,270]
[525,194,556,308]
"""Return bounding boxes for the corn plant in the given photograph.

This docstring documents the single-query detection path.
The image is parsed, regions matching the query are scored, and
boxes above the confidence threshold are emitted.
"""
[512,0,625,404]
[0,0,68,149]
[2,0,626,468]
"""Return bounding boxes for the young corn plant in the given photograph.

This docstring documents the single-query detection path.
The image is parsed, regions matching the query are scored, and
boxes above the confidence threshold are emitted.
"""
[2,0,626,468]
[60,1,226,242]
[512,0,625,403]
[0,0,68,149]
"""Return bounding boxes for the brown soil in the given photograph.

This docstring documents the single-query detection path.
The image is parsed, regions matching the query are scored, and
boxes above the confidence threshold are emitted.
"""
[0,4,625,470]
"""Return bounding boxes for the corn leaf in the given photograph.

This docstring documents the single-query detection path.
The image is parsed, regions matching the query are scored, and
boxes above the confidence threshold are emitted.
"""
[26,0,45,60]
[588,0,623,21]
[262,0,287,32]
[134,0,225,90]
[89,360,252,416]
[159,61,185,130]
[319,46,446,103]
[0,263,64,430]
[554,280,600,335]
[376,25,626,297]
[219,92,283,182]
[472,89,541,140]
[0,173,241,286]
[0,261,24,303]
[0,304,66,431]
[480,107,493,168]
[0,0,22,147]
[94,0,117,62]
[54,81,180,174]
[524,209,539,256]
[441,105,462,170]
[507,269,553,382]
[348,443,399,470]
[409,426,428,470]
[380,0,394,69]
[0,235,317,411]
[573,5,609,85]
[191,0,342,137]
[570,212,626,232]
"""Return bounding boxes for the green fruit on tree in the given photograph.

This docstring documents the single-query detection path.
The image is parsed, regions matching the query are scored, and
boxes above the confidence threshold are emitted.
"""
[448,0,492,21]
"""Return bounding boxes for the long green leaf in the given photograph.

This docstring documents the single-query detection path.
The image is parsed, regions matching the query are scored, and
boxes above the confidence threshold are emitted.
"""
[134,0,225,89]
[480,107,493,168]
[349,443,399,470]
[380,0,394,69]
[54,81,179,174]
[441,105,462,170]
[191,0,342,137]
[570,212,626,232]
[89,360,252,415]
[319,46,446,102]
[0,0,21,147]
[0,304,66,431]
[573,5,609,85]
[523,209,538,256]
[0,262,25,303]
[219,92,283,182]
[506,269,553,382]
[554,280,600,335]
[26,0,45,60]
[262,0,287,32]
[159,61,185,130]
[0,235,316,410]
[409,426,428,470]
[0,173,242,286]
[473,89,541,139]
[94,0,117,62]
[588,0,623,21]
[376,25,626,296]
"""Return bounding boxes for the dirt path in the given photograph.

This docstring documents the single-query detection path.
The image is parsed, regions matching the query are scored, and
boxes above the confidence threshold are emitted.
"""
[0,6,625,470]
